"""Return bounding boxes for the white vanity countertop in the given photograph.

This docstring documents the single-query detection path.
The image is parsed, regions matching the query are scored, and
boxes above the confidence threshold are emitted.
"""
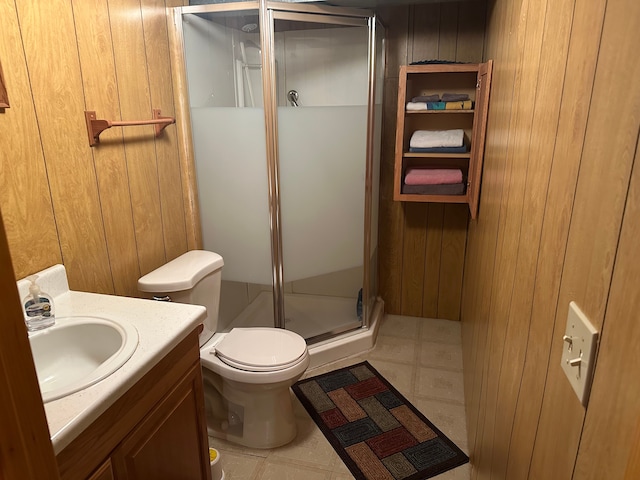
[18,265,206,455]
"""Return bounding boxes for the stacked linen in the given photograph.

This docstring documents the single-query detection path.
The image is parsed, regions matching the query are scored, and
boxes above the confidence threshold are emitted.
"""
[406,100,473,111]
[402,167,465,195]
[409,128,467,153]
[405,93,474,111]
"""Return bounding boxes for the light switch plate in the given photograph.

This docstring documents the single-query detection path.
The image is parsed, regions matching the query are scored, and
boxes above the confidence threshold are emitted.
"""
[561,301,598,406]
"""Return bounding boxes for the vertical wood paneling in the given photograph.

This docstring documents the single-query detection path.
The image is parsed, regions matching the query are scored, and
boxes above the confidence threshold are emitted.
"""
[466,2,521,475]
[408,3,441,319]
[573,134,640,479]
[422,204,444,317]
[401,204,428,315]
[475,2,537,475]
[456,2,486,62]
[141,0,189,262]
[0,0,62,278]
[437,203,467,321]
[410,4,440,62]
[623,414,640,480]
[490,0,575,476]
[108,0,166,277]
[16,0,113,293]
[1,0,191,299]
[438,3,459,62]
[529,0,640,475]
[378,2,484,322]
[72,0,141,297]
[477,0,548,476]
[462,0,640,479]
[505,0,605,477]
[377,6,409,315]
[462,0,520,475]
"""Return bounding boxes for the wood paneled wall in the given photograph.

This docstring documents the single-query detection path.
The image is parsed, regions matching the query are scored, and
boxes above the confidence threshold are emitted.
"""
[1,0,481,319]
[377,2,486,321]
[0,0,192,298]
[461,0,640,479]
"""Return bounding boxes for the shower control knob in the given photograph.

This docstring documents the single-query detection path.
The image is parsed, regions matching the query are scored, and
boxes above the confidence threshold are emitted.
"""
[287,90,299,107]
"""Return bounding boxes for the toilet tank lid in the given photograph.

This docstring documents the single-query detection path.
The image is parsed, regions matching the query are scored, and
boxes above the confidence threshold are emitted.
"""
[138,250,224,293]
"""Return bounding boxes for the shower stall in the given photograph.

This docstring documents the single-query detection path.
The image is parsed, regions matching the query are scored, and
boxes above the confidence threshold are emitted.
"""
[169,1,385,358]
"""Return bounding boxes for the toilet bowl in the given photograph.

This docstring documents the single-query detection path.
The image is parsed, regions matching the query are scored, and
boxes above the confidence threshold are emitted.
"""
[138,250,309,449]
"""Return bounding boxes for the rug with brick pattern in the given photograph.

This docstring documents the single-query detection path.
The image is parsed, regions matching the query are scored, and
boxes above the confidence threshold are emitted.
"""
[292,361,468,480]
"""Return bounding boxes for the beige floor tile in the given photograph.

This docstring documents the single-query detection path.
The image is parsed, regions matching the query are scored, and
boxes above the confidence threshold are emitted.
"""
[268,415,340,470]
[435,463,471,480]
[420,318,462,345]
[378,314,421,339]
[208,435,270,458]
[215,450,264,480]
[330,473,354,480]
[330,454,352,476]
[412,396,468,447]
[366,358,416,400]
[416,366,465,404]
[420,341,464,371]
[211,315,471,480]
[256,458,333,480]
[367,334,417,364]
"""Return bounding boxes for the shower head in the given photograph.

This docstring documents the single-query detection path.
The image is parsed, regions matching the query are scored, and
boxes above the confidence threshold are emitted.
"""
[241,22,258,33]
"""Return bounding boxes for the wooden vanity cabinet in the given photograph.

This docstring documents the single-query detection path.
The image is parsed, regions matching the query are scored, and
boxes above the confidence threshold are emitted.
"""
[87,461,114,480]
[110,364,207,479]
[57,328,212,480]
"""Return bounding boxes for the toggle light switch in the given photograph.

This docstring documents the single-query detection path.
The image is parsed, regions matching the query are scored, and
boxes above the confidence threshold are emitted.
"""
[560,302,598,406]
[568,357,582,367]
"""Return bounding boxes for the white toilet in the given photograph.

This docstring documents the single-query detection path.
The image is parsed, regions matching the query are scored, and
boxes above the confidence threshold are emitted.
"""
[138,250,310,449]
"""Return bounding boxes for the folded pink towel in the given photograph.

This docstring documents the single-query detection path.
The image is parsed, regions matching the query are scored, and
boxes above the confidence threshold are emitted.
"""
[404,168,463,185]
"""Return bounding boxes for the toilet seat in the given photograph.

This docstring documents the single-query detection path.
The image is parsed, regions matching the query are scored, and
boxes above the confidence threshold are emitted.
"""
[214,327,307,372]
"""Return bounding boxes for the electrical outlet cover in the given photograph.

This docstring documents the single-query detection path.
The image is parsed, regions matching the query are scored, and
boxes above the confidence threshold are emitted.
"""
[560,301,598,406]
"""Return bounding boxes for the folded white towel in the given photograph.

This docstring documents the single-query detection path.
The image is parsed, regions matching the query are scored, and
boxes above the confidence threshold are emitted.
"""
[406,102,428,111]
[409,129,465,149]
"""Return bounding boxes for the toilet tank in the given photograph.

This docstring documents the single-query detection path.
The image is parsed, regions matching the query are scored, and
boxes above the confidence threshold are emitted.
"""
[137,250,224,346]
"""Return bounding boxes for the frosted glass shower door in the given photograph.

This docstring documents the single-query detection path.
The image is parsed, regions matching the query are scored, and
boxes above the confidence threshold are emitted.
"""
[274,14,371,340]
[182,8,273,330]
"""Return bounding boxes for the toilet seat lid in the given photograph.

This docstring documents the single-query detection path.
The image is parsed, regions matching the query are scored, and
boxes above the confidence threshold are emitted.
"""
[214,328,307,372]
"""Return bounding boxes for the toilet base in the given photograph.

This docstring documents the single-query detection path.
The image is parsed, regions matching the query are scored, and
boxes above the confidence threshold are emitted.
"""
[203,369,299,449]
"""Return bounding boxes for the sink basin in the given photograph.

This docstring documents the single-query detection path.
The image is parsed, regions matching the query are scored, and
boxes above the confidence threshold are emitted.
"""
[29,316,139,403]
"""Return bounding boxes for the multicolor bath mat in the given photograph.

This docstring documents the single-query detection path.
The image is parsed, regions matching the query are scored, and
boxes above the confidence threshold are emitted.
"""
[292,361,468,480]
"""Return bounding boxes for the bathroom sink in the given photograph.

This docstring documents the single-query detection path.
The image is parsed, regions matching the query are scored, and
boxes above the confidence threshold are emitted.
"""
[29,316,139,403]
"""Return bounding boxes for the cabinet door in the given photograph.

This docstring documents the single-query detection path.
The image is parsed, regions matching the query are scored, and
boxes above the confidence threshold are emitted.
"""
[88,460,115,480]
[468,60,493,219]
[111,364,211,480]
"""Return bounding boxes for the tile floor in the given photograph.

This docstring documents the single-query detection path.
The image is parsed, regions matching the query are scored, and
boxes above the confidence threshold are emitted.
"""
[209,314,470,480]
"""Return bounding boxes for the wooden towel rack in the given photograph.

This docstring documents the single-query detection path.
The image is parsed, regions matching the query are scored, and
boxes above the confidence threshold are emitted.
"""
[85,109,175,146]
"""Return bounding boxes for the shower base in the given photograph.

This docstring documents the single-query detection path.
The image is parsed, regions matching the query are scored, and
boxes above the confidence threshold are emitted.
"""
[226,291,383,368]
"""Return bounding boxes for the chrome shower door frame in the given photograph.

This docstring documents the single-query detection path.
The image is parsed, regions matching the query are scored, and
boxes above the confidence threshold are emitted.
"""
[169,0,383,340]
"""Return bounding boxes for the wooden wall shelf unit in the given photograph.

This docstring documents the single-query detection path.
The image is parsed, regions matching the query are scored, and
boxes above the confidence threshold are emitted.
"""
[393,61,493,219]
